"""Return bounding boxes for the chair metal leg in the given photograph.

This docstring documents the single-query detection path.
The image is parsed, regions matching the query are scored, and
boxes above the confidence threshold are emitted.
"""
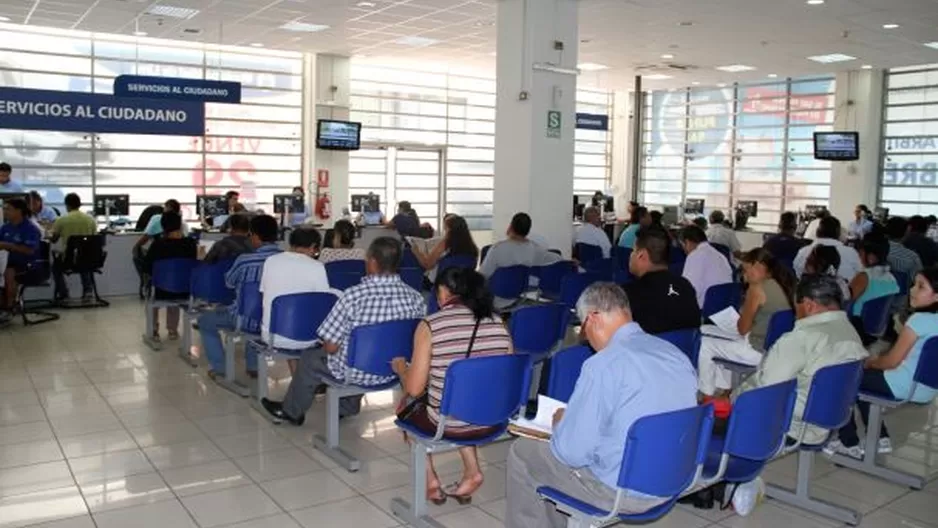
[829,404,926,489]
[565,517,597,528]
[179,310,198,367]
[390,441,446,528]
[251,350,279,423]
[142,301,162,351]
[313,387,361,472]
[214,336,250,398]
[766,450,861,525]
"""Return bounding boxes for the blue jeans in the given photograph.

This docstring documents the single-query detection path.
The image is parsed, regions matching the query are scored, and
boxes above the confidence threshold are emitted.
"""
[198,307,258,374]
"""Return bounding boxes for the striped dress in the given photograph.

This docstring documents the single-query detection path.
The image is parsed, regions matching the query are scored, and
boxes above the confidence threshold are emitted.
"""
[425,303,512,433]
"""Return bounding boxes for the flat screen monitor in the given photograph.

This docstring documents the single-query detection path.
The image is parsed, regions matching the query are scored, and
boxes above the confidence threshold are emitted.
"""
[317,120,362,151]
[350,193,380,213]
[873,206,889,223]
[736,200,758,218]
[273,194,305,214]
[683,198,705,216]
[94,194,129,216]
[803,204,827,220]
[196,195,229,218]
[574,203,586,220]
[604,196,615,214]
[814,132,859,161]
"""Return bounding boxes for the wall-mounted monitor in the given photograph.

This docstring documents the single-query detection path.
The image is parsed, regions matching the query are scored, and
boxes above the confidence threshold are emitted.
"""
[273,194,305,214]
[350,193,380,213]
[683,198,705,216]
[317,120,361,151]
[736,200,758,218]
[814,132,859,161]
[196,195,229,218]
[94,194,130,216]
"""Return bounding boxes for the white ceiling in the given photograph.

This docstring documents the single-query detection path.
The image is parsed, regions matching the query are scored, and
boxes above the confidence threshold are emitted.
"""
[0,0,936,89]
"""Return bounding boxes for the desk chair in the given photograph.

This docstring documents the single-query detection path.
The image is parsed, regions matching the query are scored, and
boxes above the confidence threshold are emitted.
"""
[391,354,532,528]
[614,247,632,274]
[765,359,865,525]
[180,259,235,366]
[658,328,701,369]
[560,272,602,324]
[216,281,263,397]
[55,234,109,309]
[400,248,420,269]
[399,268,424,291]
[545,345,592,403]
[582,257,614,281]
[16,241,59,326]
[536,261,577,301]
[538,403,715,527]
[436,254,476,276]
[488,265,531,312]
[828,336,938,489]
[325,260,366,291]
[509,303,570,362]
[143,258,196,350]
[315,318,422,472]
[860,294,896,342]
[575,243,604,266]
[713,309,795,387]
[701,282,742,320]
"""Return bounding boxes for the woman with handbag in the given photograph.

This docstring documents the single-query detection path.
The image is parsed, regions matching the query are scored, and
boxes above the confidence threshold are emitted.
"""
[391,266,513,505]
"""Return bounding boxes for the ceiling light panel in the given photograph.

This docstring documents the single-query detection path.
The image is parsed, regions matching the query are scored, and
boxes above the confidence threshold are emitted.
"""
[280,21,330,32]
[807,53,856,63]
[394,36,439,47]
[716,64,756,72]
[578,62,608,71]
[145,5,200,19]
[643,74,673,80]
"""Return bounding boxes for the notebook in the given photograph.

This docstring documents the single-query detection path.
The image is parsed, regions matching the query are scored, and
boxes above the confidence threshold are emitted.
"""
[508,395,567,440]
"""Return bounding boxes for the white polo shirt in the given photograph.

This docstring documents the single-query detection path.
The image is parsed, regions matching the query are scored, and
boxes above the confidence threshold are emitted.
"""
[259,251,332,349]
[573,222,612,258]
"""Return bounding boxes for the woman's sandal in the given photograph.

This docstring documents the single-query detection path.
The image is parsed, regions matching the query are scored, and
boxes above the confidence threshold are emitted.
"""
[427,484,447,505]
[442,480,483,505]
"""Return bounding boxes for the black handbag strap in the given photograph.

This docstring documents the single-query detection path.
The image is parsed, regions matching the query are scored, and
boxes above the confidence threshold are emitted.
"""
[464,318,482,359]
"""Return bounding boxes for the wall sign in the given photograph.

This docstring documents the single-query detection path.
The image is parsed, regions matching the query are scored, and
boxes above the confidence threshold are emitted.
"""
[114,75,242,104]
[0,87,205,136]
[547,110,562,139]
[575,113,609,131]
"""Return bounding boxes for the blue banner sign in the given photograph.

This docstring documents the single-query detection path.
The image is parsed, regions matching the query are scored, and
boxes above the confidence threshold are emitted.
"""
[575,113,609,131]
[114,75,242,104]
[0,87,205,136]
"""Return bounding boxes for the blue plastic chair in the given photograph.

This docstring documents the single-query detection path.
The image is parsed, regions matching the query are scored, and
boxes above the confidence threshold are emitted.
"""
[509,303,571,361]
[144,258,197,350]
[426,288,440,315]
[536,261,577,301]
[860,294,896,339]
[488,265,530,310]
[583,257,614,281]
[615,247,632,273]
[764,309,795,351]
[892,270,911,297]
[701,282,742,319]
[829,336,938,489]
[180,259,235,365]
[325,259,366,275]
[560,272,602,321]
[315,318,422,472]
[210,280,264,397]
[545,345,592,403]
[658,328,702,369]
[400,248,420,269]
[765,360,864,525]
[437,254,476,275]
[575,243,605,265]
[390,354,532,527]
[399,268,424,291]
[539,404,715,525]
[711,242,732,264]
[701,379,797,486]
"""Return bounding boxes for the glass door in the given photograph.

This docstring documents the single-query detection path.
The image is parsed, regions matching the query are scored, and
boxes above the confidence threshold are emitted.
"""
[349,146,443,229]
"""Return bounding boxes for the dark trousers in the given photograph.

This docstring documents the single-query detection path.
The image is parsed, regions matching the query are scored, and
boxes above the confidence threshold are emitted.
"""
[838,368,893,447]
[52,256,93,298]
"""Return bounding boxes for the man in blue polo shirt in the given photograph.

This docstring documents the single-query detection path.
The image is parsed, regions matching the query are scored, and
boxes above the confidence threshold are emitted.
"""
[1,198,41,321]
[0,163,24,193]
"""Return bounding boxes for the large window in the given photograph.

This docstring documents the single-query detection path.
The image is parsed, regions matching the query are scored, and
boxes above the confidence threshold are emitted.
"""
[640,77,835,230]
[0,26,302,220]
[880,64,938,216]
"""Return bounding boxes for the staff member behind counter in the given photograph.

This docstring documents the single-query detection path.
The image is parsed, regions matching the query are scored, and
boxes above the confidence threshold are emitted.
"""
[0,162,23,192]
[0,198,41,323]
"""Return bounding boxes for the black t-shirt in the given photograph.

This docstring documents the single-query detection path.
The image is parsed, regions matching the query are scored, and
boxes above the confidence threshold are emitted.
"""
[623,269,701,335]
[145,237,197,300]
[763,234,809,261]
[391,212,421,237]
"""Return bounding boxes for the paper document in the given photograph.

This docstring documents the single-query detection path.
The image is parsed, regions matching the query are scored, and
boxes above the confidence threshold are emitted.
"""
[510,395,567,436]
[709,306,741,336]
[700,324,746,342]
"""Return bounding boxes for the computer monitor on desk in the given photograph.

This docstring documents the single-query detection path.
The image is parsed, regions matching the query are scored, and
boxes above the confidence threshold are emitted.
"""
[196,195,229,220]
[873,206,889,223]
[94,194,130,217]
[734,200,757,230]
[683,198,705,217]
[350,193,380,214]
[273,194,305,214]
[604,196,615,214]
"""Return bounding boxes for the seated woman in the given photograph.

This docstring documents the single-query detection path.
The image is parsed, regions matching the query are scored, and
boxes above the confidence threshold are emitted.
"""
[697,248,795,397]
[804,245,850,301]
[317,220,366,263]
[849,232,900,345]
[391,267,512,504]
[144,211,197,343]
[412,214,479,282]
[828,268,938,459]
[0,198,41,322]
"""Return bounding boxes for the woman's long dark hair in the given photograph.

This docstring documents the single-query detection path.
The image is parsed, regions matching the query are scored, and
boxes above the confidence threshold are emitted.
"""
[435,266,494,321]
[444,215,479,259]
[332,219,356,248]
[741,247,797,309]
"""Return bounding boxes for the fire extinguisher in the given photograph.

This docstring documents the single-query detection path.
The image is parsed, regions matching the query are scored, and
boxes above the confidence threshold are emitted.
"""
[315,193,331,220]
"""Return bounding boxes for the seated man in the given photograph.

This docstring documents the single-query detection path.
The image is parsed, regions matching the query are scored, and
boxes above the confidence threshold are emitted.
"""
[480,212,562,309]
[0,198,41,322]
[387,200,421,238]
[680,224,733,308]
[735,274,868,445]
[506,283,697,528]
[763,211,810,263]
[573,206,612,258]
[794,215,863,281]
[198,215,282,379]
[49,193,98,302]
[28,191,58,227]
[203,213,254,264]
[260,236,426,424]
[134,199,188,251]
[624,226,701,335]
[144,212,197,342]
[706,210,741,255]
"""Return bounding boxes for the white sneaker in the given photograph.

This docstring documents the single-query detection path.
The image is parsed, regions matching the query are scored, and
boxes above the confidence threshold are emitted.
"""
[824,440,863,459]
[877,437,893,454]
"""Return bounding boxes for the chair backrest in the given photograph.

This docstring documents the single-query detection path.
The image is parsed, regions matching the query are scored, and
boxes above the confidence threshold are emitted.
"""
[237,281,264,329]
[190,259,236,305]
[439,354,532,427]
[860,294,895,338]
[536,261,577,298]
[657,328,701,369]
[913,335,938,390]
[560,272,602,310]
[347,318,422,376]
[893,270,911,297]
[764,309,795,351]
[400,248,420,269]
[488,265,530,300]
[325,259,366,275]
[711,243,732,264]
[437,254,477,275]
[702,282,742,319]
[427,288,440,315]
[802,360,864,430]
[269,292,337,345]
[64,235,106,271]
[724,379,797,460]
[546,345,592,403]
[399,268,424,290]
[618,404,715,498]
[509,303,571,355]
[152,258,197,294]
[582,257,614,280]
[575,243,604,265]
[615,247,632,272]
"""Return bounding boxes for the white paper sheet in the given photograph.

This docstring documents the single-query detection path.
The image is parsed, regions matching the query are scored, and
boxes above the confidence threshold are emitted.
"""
[510,394,567,435]
[709,306,741,335]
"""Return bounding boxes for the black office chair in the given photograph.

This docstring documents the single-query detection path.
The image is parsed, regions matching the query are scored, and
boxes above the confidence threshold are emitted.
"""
[17,241,60,326]
[56,234,109,309]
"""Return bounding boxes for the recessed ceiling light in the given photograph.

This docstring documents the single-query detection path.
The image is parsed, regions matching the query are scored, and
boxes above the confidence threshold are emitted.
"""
[394,36,439,47]
[882,23,899,29]
[145,5,200,19]
[133,31,147,36]
[691,81,700,85]
[280,21,330,32]
[861,64,873,69]
[807,53,856,63]
[250,42,264,47]
[806,0,824,5]
[643,74,673,80]
[0,15,10,22]
[924,42,938,50]
[661,53,674,59]
[716,64,756,72]
[356,1,376,7]
[578,62,609,71]
[717,83,727,87]
[767,73,778,78]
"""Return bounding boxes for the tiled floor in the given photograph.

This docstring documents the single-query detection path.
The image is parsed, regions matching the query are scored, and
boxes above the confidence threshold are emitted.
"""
[2,297,938,527]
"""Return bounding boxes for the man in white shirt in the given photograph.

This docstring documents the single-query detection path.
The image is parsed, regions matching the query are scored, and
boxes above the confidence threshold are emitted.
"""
[794,215,863,282]
[706,210,742,255]
[260,227,333,349]
[680,225,733,308]
[573,206,612,258]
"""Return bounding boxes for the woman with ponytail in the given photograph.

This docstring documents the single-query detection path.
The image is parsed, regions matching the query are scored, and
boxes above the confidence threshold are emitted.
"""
[828,267,938,459]
[391,266,512,504]
[697,248,796,397]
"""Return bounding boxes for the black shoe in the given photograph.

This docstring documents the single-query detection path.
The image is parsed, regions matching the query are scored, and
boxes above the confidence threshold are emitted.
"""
[260,398,305,426]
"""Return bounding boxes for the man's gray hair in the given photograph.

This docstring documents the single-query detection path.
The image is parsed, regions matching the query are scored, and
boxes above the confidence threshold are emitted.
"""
[796,274,844,309]
[583,206,600,222]
[576,282,631,321]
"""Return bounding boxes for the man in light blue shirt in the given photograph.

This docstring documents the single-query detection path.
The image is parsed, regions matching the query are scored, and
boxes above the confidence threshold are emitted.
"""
[0,163,24,193]
[28,191,58,225]
[506,283,698,528]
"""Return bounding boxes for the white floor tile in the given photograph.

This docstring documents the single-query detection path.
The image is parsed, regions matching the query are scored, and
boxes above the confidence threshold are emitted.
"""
[58,430,138,459]
[22,514,96,528]
[885,491,938,526]
[159,459,252,498]
[142,439,227,471]
[212,429,293,459]
[232,447,323,483]
[290,496,399,528]
[0,404,46,427]
[858,508,938,528]
[0,485,88,528]
[0,439,63,470]
[179,484,283,528]
[93,498,198,528]
[0,421,55,447]
[48,412,123,438]
[68,449,155,486]
[259,470,358,511]
[216,513,302,528]
[0,461,75,498]
[721,501,840,528]
[478,498,506,521]
[432,506,503,528]
[331,456,411,494]
[78,471,174,513]
[128,420,208,448]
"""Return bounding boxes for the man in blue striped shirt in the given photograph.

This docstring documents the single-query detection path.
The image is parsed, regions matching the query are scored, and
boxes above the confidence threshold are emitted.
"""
[198,215,282,379]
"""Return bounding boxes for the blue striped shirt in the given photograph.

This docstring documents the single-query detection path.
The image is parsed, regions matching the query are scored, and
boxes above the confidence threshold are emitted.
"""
[224,243,281,332]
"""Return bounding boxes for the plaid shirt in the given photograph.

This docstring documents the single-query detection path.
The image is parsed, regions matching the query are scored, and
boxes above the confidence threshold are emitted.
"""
[888,241,923,279]
[320,274,426,385]
[224,243,282,332]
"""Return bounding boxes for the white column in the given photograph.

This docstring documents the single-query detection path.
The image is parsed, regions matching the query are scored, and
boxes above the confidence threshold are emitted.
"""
[493,0,578,256]
[829,69,884,223]
[611,89,633,216]
[308,53,351,227]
